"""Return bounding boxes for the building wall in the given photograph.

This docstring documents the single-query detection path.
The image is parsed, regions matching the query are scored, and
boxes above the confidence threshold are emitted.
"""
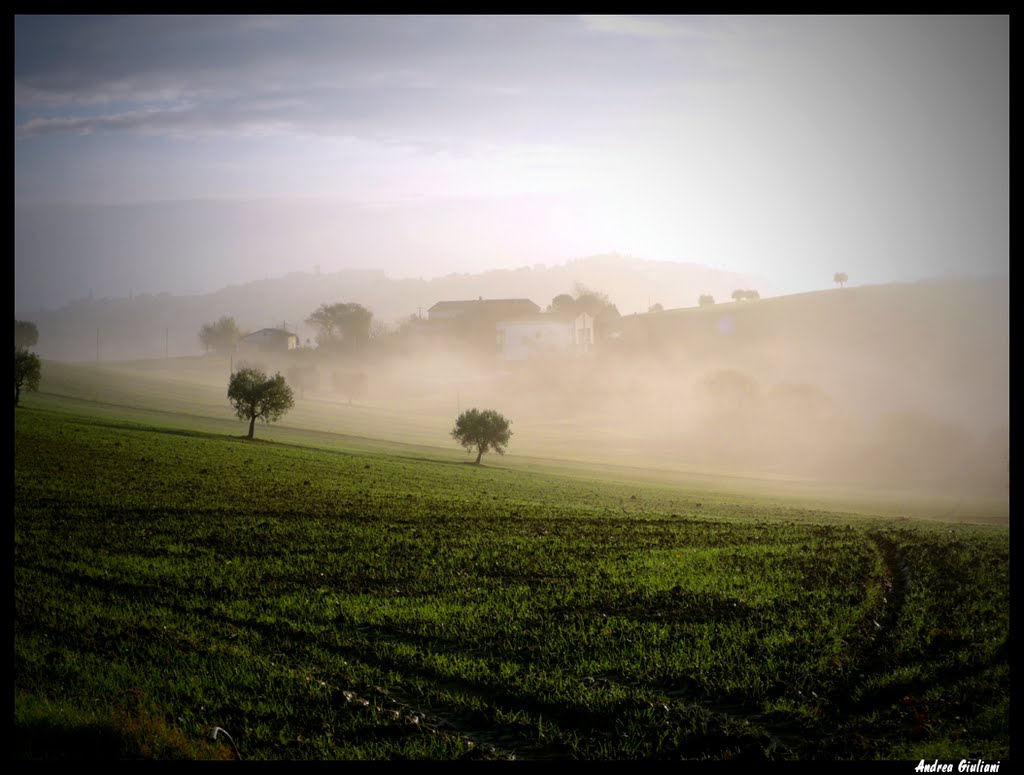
[497,320,574,361]
[497,313,595,361]
[574,313,595,354]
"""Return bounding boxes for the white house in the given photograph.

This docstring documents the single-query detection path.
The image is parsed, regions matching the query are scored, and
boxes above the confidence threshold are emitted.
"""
[495,313,594,361]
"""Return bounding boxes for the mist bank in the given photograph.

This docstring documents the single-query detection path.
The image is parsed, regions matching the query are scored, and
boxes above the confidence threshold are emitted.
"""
[22,268,1007,501]
[165,275,1004,501]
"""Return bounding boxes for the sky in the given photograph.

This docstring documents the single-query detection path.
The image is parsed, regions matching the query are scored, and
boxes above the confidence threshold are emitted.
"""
[14,15,1009,311]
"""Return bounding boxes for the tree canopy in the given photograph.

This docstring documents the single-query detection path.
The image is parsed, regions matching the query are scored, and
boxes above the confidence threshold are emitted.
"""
[305,302,373,350]
[199,316,242,353]
[15,319,39,350]
[451,408,512,465]
[15,348,41,406]
[227,367,295,439]
[546,284,621,342]
[572,283,620,319]
[834,272,848,288]
[547,293,577,315]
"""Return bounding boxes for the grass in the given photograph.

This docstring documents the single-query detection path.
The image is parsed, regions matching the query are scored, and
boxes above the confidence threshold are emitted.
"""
[14,378,1010,760]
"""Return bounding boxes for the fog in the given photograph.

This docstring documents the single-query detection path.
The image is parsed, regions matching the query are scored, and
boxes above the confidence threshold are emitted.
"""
[23,260,1006,505]
[200,277,1007,504]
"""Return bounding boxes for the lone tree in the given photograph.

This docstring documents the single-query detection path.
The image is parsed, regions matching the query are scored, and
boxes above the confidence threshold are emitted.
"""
[698,294,715,307]
[199,316,242,354]
[15,319,39,350]
[451,408,512,465]
[15,348,41,406]
[227,367,295,439]
[834,272,848,288]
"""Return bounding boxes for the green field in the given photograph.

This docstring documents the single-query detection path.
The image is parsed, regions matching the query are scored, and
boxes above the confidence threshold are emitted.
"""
[14,362,1010,760]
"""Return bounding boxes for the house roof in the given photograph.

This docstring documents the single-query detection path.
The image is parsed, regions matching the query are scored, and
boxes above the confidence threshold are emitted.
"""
[242,328,297,339]
[429,298,539,314]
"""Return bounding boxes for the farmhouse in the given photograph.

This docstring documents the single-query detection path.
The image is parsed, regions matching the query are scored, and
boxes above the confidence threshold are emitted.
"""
[496,313,595,361]
[238,328,299,353]
[426,298,542,351]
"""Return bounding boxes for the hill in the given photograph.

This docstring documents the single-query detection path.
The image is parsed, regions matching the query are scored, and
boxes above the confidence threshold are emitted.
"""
[600,277,1007,497]
[617,276,1008,430]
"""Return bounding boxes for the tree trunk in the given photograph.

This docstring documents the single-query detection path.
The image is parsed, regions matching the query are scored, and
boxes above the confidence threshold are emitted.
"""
[475,447,483,464]
[15,385,20,406]
[248,415,256,439]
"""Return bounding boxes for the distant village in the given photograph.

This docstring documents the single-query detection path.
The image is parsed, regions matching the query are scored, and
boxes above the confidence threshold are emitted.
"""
[223,292,625,366]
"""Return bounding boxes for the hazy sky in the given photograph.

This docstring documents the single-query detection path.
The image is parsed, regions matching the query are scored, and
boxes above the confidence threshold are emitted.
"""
[14,15,1009,307]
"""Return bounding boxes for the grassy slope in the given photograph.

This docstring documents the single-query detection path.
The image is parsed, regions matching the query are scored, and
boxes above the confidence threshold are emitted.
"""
[14,400,1010,760]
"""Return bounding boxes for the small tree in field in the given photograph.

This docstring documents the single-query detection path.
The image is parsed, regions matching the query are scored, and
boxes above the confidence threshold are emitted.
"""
[834,272,848,288]
[15,348,41,406]
[227,367,294,439]
[451,408,512,464]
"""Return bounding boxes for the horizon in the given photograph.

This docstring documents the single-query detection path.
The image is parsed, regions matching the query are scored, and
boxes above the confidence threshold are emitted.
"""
[14,248,1004,321]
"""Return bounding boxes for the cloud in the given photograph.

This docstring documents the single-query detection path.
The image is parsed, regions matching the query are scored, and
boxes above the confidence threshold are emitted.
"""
[13,15,716,152]
[579,14,717,40]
